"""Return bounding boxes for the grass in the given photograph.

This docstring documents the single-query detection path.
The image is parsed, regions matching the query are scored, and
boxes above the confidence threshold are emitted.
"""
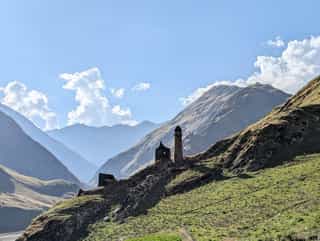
[82,153,320,241]
[44,194,104,220]
[126,233,182,241]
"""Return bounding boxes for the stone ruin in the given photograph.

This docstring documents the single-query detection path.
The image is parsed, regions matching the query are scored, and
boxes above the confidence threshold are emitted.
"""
[155,142,171,163]
[98,173,117,187]
[97,125,184,187]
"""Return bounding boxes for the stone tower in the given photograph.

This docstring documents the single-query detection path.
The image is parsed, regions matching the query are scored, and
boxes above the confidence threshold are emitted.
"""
[174,126,183,163]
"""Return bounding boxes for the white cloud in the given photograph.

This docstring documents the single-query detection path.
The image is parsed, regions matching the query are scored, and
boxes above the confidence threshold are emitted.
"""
[110,88,125,99]
[132,82,151,92]
[180,84,215,106]
[60,67,136,126]
[267,36,285,48]
[182,36,320,105]
[0,81,58,130]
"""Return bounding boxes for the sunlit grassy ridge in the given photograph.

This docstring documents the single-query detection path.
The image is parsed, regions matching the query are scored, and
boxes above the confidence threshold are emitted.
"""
[83,154,320,241]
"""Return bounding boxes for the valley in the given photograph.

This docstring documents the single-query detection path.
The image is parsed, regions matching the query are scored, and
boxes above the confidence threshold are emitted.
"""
[1,3,319,241]
[15,76,320,241]
[0,164,78,233]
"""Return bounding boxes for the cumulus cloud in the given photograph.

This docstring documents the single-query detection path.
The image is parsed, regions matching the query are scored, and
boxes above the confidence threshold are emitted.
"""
[132,82,151,92]
[267,36,285,48]
[182,36,320,105]
[180,84,215,106]
[110,88,125,99]
[60,67,136,126]
[0,81,58,130]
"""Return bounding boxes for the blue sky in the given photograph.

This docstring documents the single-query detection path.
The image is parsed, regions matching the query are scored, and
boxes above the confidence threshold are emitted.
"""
[0,0,319,130]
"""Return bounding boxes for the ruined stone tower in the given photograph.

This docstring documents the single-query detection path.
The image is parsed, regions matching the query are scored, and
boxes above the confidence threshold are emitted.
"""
[174,126,183,163]
[155,142,171,163]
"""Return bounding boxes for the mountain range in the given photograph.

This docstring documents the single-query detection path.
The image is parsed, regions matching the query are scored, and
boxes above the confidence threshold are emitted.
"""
[0,104,96,182]
[95,83,290,180]
[0,110,79,184]
[17,76,320,241]
[47,121,158,167]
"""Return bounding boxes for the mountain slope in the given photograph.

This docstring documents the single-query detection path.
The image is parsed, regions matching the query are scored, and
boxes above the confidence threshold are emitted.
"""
[47,121,158,166]
[96,84,289,179]
[84,154,320,241]
[192,75,320,173]
[0,111,79,183]
[0,164,78,232]
[16,76,320,241]
[0,104,96,182]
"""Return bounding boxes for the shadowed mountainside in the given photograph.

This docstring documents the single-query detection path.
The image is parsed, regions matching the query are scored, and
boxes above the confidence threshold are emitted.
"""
[0,104,96,182]
[0,110,79,184]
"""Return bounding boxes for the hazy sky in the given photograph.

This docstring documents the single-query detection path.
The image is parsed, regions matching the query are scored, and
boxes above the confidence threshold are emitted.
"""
[0,0,319,130]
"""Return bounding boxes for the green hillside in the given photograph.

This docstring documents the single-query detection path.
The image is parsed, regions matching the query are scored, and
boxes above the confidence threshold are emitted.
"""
[16,77,320,241]
[83,154,320,241]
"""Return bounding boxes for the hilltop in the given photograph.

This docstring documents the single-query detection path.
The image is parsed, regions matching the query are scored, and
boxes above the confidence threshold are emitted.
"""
[17,76,320,241]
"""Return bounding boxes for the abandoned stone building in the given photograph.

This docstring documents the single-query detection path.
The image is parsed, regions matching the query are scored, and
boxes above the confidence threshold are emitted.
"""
[154,125,184,163]
[98,173,117,187]
[155,142,171,163]
[98,125,184,187]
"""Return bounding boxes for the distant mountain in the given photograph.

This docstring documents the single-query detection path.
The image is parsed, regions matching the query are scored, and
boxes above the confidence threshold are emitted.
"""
[18,76,320,241]
[0,164,78,232]
[0,110,79,184]
[193,75,320,172]
[95,84,290,180]
[0,104,96,182]
[47,121,159,167]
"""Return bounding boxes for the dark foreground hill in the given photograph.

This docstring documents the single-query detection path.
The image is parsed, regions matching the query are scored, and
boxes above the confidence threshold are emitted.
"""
[0,110,79,184]
[0,104,96,183]
[95,84,289,181]
[16,76,320,241]
[0,164,78,233]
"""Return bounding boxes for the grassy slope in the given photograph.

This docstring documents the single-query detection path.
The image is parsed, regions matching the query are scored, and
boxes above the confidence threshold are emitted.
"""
[83,154,320,241]
[0,164,77,232]
[0,164,77,210]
